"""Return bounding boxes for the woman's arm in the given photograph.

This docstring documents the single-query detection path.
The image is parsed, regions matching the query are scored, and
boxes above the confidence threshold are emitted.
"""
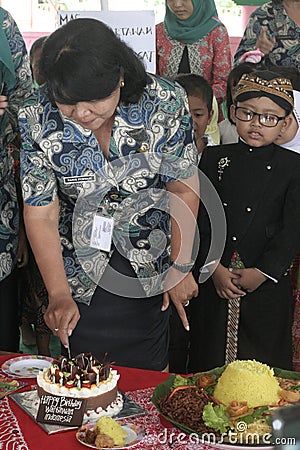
[163,173,199,330]
[23,198,80,347]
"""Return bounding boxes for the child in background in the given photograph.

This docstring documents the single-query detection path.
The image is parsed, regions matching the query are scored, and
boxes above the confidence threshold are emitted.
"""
[189,71,300,372]
[29,36,47,88]
[19,35,53,356]
[206,96,220,145]
[169,73,214,373]
[175,74,214,154]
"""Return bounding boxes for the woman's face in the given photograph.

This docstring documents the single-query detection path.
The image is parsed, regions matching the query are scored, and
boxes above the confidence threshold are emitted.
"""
[56,84,121,132]
[167,0,194,20]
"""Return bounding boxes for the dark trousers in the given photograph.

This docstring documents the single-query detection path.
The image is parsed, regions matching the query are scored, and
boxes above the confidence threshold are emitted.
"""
[0,269,20,352]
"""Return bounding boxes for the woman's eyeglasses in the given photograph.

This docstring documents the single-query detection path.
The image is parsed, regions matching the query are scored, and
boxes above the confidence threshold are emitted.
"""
[234,106,286,127]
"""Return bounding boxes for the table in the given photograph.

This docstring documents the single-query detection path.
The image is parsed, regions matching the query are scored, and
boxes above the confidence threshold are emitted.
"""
[0,354,213,450]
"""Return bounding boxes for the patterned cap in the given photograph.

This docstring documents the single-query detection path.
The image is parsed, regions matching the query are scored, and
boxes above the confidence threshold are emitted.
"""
[233,73,294,109]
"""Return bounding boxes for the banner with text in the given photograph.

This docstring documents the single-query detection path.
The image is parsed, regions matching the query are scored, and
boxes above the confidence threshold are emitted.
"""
[57,10,155,73]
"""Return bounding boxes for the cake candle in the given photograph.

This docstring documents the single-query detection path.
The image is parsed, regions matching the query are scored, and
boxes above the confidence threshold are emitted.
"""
[76,374,81,390]
[93,366,100,386]
[50,366,56,384]
[59,371,64,387]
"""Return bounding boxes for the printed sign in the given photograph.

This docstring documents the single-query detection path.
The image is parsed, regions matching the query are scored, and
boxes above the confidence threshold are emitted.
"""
[36,394,86,427]
[57,10,155,73]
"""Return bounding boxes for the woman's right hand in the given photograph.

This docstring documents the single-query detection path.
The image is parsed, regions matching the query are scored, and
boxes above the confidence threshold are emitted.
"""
[44,295,81,348]
[256,26,276,55]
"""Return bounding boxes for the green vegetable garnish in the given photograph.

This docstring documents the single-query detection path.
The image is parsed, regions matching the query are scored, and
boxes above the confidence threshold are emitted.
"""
[203,402,234,434]
[173,375,193,389]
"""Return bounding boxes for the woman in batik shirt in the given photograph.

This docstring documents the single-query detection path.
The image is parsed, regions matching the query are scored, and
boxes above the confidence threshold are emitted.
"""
[0,7,33,351]
[156,0,232,120]
[19,19,199,370]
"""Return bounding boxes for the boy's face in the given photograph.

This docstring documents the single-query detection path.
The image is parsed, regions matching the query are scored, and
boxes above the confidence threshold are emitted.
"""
[188,95,213,152]
[230,97,292,147]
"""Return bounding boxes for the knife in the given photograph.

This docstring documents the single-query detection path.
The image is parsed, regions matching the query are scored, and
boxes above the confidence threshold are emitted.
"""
[65,330,71,360]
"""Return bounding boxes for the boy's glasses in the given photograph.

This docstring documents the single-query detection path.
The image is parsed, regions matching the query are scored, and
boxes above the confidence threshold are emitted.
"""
[234,106,286,127]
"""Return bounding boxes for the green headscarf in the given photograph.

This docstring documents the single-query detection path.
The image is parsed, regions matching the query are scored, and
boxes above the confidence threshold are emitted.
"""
[164,0,220,44]
[0,7,16,91]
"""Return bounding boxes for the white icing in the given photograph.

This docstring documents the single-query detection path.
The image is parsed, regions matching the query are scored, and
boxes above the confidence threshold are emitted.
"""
[36,369,119,398]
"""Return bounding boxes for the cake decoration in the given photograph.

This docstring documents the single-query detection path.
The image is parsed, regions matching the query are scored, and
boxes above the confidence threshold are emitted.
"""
[36,352,123,422]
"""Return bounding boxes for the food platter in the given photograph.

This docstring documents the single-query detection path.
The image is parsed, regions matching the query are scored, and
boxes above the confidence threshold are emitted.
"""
[151,365,300,449]
[76,422,146,449]
[1,355,53,378]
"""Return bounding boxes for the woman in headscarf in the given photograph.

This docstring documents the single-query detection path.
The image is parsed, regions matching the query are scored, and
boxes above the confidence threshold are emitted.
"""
[156,0,232,120]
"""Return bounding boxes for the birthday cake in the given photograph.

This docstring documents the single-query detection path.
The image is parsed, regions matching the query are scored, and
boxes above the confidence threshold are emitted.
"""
[36,353,123,422]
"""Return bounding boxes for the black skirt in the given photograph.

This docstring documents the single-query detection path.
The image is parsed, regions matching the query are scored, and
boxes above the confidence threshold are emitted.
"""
[65,250,170,371]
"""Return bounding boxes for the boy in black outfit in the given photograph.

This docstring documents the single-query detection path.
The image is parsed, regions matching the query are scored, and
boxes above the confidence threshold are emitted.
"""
[189,71,300,372]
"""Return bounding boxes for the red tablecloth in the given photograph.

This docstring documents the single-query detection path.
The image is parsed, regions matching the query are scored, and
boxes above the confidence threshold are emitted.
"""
[0,354,215,450]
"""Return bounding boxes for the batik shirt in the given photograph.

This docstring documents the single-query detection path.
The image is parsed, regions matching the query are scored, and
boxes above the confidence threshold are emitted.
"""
[19,74,197,305]
[0,9,33,281]
[234,1,300,70]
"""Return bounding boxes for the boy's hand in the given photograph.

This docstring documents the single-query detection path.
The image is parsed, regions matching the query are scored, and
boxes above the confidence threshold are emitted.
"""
[212,263,246,299]
[231,268,267,293]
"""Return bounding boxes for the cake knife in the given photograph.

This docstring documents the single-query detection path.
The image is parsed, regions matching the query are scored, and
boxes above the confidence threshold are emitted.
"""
[65,329,71,360]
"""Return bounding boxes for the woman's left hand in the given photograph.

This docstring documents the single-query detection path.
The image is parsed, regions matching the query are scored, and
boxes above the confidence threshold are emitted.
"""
[162,270,198,330]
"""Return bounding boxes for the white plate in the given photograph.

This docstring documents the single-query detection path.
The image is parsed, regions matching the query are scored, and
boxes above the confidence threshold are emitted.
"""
[76,422,146,449]
[1,355,53,378]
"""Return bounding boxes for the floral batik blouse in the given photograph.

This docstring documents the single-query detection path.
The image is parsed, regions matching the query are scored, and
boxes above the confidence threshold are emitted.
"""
[156,21,232,118]
[19,74,198,305]
[234,1,300,70]
[0,9,33,281]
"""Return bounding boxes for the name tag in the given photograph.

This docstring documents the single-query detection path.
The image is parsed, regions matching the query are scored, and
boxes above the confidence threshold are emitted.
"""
[90,214,114,252]
[63,175,96,184]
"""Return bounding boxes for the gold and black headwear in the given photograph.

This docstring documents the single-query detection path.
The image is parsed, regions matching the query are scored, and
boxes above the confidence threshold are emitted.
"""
[233,71,294,111]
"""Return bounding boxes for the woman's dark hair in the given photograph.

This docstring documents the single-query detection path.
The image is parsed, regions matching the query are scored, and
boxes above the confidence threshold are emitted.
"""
[174,73,213,113]
[39,18,147,105]
[226,62,262,122]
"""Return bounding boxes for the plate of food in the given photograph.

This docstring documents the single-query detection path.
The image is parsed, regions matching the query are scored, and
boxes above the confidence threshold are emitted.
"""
[0,376,27,398]
[76,416,146,449]
[1,355,53,378]
[151,360,300,450]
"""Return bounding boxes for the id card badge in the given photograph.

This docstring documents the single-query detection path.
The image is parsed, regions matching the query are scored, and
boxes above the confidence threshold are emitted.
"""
[90,214,114,252]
